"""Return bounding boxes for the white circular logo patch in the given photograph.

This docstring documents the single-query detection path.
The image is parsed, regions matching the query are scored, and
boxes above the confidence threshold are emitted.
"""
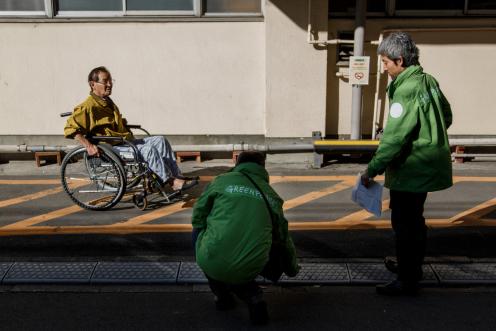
[390,103,404,118]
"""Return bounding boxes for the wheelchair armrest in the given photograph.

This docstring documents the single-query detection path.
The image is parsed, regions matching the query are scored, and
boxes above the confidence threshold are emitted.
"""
[90,136,124,143]
[60,112,72,117]
[126,124,141,129]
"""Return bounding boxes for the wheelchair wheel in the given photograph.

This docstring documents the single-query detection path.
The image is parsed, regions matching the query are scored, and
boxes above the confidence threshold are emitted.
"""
[61,146,126,211]
[132,193,148,211]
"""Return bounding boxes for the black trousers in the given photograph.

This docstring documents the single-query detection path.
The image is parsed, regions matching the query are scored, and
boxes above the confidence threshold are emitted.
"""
[207,276,263,305]
[389,190,428,282]
[192,227,263,305]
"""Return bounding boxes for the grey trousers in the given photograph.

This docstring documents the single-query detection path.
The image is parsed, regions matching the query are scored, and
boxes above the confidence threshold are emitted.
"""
[114,135,181,183]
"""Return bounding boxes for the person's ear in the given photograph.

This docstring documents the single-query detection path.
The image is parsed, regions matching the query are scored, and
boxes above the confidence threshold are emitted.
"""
[397,56,404,67]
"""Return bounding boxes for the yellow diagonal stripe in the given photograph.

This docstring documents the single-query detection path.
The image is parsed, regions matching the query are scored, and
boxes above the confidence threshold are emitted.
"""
[333,199,391,223]
[283,181,354,211]
[0,187,63,208]
[111,201,189,226]
[2,205,82,229]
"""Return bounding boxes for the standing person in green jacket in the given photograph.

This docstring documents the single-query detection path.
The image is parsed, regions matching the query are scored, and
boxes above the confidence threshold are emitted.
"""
[362,32,453,296]
[192,151,299,325]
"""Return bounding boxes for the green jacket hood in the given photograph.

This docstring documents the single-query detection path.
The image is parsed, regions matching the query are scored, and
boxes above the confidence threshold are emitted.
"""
[231,162,269,183]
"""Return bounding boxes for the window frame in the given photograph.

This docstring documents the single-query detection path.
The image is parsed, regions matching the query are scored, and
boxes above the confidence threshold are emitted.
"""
[0,0,50,17]
[202,0,264,17]
[328,0,496,17]
[52,0,201,18]
[0,0,265,19]
[465,0,496,15]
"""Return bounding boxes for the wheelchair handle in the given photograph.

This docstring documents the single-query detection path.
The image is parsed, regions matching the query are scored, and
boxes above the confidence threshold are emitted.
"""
[60,112,72,117]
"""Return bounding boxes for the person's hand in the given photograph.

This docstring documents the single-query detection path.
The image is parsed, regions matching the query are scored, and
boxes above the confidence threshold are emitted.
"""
[85,143,99,156]
[75,133,99,157]
[361,172,372,188]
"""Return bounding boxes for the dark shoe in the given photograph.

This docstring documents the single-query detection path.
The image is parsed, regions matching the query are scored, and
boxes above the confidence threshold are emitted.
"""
[384,257,398,274]
[214,294,236,311]
[176,175,200,181]
[249,301,269,325]
[179,179,198,192]
[376,280,419,296]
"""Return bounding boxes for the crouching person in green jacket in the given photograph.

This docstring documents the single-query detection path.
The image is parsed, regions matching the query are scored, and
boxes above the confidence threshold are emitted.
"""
[362,32,453,296]
[192,151,299,325]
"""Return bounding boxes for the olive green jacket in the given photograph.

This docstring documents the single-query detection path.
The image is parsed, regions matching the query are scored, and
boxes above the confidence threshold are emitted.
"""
[367,65,453,192]
[64,93,133,140]
[192,162,299,284]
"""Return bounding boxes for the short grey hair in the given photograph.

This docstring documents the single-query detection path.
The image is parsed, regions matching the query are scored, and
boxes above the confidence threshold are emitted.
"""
[377,32,420,67]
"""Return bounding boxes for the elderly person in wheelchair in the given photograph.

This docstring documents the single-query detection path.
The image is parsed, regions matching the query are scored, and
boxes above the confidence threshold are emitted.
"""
[63,66,198,198]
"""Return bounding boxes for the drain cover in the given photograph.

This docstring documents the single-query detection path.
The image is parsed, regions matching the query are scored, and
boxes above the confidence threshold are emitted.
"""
[432,263,496,284]
[177,262,208,284]
[92,262,180,284]
[4,262,95,284]
[279,263,349,284]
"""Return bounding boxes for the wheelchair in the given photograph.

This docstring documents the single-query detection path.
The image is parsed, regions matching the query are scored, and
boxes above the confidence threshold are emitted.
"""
[59,112,197,211]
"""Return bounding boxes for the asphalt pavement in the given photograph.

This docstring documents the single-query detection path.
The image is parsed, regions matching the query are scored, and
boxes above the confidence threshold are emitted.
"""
[1,157,496,330]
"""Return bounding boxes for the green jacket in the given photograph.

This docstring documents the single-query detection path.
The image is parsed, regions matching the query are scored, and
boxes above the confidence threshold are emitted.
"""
[368,65,453,192]
[192,162,299,284]
[64,93,133,140]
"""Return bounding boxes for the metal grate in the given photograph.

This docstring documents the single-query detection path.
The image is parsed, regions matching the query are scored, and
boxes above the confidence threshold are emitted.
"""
[279,263,349,284]
[348,263,396,284]
[432,263,496,284]
[177,262,208,284]
[0,262,13,282]
[348,263,438,284]
[91,262,180,284]
[3,262,96,284]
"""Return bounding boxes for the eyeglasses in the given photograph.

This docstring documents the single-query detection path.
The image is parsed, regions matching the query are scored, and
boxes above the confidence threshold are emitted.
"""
[94,79,115,86]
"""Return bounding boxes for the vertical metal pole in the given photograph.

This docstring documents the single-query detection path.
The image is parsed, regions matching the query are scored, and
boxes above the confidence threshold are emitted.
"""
[350,0,366,140]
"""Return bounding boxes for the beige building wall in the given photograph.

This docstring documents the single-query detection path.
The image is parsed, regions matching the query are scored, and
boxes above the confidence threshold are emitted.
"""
[327,18,496,137]
[265,0,328,138]
[0,22,265,136]
[1,7,495,143]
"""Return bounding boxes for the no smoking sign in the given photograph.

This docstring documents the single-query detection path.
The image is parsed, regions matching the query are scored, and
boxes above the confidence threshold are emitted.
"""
[349,56,370,85]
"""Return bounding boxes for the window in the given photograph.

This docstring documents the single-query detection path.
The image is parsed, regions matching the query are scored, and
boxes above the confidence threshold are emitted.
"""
[395,0,465,11]
[0,0,45,15]
[329,0,387,17]
[56,0,122,16]
[328,0,496,17]
[204,0,261,15]
[467,0,496,12]
[57,0,122,11]
[468,0,496,9]
[0,0,263,18]
[127,0,194,11]
[395,0,465,15]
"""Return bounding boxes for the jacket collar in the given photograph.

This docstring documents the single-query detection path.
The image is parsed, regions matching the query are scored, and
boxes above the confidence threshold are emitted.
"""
[232,162,269,183]
[90,92,114,108]
[387,65,423,97]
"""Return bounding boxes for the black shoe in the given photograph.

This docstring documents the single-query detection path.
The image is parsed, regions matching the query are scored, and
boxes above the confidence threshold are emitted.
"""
[249,301,269,325]
[176,175,200,181]
[179,179,198,192]
[384,257,398,274]
[214,294,236,311]
[376,280,419,296]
